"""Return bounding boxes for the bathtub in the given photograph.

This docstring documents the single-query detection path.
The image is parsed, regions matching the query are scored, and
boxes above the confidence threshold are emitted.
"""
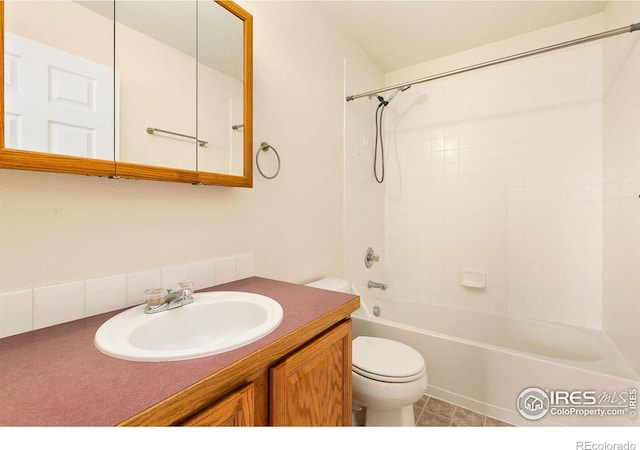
[351,299,639,426]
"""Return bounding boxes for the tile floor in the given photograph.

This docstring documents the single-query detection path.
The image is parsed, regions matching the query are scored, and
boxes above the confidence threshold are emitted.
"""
[413,395,514,427]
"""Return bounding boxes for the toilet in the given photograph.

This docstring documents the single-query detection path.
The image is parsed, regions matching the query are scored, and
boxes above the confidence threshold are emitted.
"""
[305,277,428,426]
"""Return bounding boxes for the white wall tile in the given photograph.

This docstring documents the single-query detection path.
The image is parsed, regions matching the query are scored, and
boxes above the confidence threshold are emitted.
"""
[375,40,603,329]
[0,289,32,338]
[33,281,84,330]
[190,260,215,290]
[85,275,126,317]
[236,254,255,280]
[214,257,237,286]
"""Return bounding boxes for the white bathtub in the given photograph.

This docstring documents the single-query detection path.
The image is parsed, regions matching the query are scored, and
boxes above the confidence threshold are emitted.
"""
[352,299,640,426]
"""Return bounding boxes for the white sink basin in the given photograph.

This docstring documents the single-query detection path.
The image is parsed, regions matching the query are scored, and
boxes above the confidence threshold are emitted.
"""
[94,291,283,362]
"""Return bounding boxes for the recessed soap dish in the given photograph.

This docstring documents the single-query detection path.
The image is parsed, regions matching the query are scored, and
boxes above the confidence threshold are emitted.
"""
[461,270,486,289]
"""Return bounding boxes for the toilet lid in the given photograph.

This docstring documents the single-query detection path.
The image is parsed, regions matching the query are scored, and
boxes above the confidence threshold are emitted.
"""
[352,336,426,383]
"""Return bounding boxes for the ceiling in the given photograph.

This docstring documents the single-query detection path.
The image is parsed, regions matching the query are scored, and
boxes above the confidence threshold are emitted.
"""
[318,1,607,73]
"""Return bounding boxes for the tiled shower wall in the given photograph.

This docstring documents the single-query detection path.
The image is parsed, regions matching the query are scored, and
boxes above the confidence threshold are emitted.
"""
[602,1,640,375]
[381,42,603,328]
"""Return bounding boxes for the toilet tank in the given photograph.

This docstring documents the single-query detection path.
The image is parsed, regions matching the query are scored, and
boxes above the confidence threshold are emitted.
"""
[305,277,371,318]
[305,277,353,293]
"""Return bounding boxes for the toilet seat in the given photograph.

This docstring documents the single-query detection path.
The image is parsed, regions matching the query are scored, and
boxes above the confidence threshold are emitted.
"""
[352,336,426,383]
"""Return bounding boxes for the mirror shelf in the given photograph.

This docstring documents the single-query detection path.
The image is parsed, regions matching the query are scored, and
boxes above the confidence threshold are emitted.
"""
[0,0,253,188]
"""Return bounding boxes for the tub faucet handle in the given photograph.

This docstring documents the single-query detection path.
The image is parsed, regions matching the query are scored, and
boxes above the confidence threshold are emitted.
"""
[365,247,380,268]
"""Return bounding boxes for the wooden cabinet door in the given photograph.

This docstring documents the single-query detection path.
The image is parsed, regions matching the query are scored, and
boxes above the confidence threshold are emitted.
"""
[181,382,254,426]
[270,320,352,426]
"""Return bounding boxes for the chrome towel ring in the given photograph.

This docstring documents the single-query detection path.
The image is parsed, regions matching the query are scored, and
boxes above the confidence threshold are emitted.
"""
[256,142,281,179]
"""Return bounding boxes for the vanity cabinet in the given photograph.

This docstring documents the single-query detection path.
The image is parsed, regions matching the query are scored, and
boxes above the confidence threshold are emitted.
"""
[174,320,352,427]
[270,320,351,426]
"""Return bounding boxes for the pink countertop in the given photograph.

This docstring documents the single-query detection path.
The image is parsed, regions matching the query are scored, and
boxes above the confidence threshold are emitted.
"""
[0,277,358,426]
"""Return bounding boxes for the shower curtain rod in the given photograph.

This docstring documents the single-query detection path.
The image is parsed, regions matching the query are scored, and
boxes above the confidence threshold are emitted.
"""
[346,23,640,102]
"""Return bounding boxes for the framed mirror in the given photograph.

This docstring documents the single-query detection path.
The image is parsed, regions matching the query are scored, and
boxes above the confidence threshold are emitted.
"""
[0,0,253,187]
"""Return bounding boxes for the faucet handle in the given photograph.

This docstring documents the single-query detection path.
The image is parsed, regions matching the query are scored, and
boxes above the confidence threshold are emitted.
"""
[178,280,194,290]
[144,287,164,306]
[365,247,380,268]
[178,281,194,298]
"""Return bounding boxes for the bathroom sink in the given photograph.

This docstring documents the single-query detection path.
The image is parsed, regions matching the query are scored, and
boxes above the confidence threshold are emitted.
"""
[94,291,283,362]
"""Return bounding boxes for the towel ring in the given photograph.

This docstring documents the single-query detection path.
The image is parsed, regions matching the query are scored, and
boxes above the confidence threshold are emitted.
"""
[256,142,281,179]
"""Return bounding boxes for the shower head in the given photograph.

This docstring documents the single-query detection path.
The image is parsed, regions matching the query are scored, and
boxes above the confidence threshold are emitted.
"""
[386,85,411,104]
[370,84,411,108]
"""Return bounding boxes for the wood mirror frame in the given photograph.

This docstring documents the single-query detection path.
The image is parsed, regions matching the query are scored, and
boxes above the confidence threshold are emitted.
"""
[0,0,253,188]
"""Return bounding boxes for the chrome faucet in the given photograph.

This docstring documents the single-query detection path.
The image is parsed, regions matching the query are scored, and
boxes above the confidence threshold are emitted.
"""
[144,282,194,314]
[367,280,387,290]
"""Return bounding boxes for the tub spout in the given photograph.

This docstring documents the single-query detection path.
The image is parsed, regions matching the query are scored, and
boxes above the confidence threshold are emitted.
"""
[367,280,387,290]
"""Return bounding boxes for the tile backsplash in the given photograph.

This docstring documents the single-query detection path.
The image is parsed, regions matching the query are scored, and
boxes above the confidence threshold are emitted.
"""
[0,253,254,339]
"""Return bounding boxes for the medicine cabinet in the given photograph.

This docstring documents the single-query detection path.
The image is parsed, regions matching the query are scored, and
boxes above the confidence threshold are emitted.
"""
[0,0,253,187]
